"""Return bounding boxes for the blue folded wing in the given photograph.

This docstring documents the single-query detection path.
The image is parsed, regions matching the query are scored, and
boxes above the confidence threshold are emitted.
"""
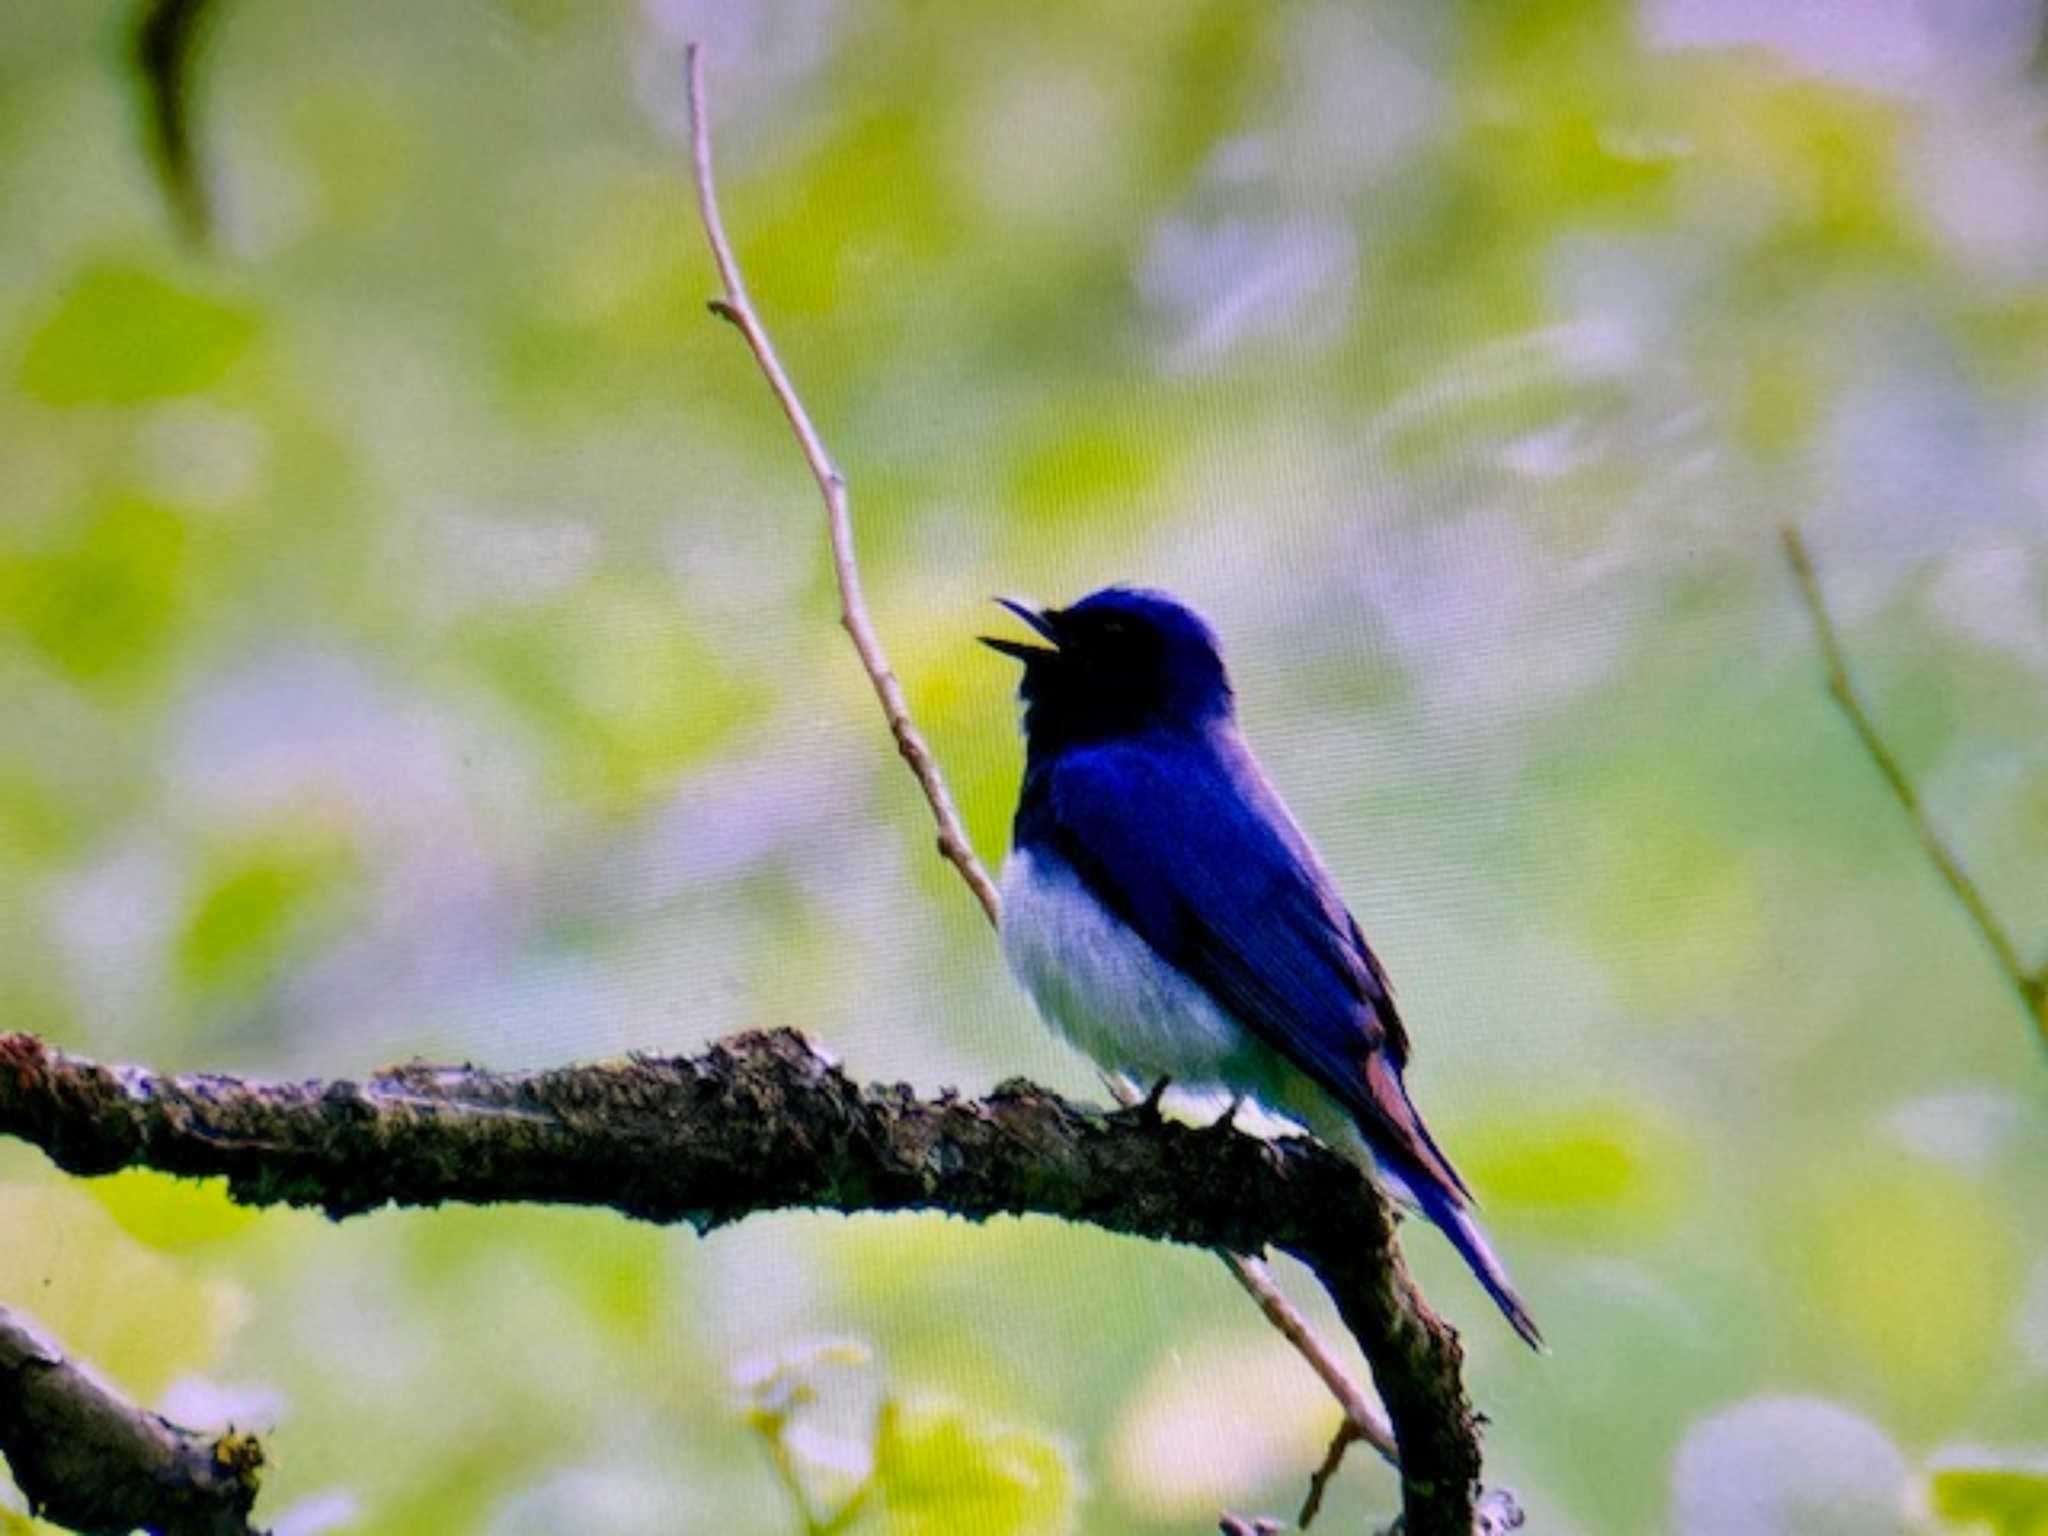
[1021,730,1470,1203]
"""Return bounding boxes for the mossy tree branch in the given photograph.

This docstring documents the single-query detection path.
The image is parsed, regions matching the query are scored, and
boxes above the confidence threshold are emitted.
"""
[0,1027,1485,1536]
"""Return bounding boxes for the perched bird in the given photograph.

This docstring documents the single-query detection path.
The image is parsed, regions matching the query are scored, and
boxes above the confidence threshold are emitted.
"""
[982,586,1541,1349]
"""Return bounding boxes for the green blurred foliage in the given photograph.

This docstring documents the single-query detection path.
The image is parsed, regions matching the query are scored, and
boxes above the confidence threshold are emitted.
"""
[875,1399,1075,1536]
[5,496,191,689]
[17,263,258,406]
[737,1338,1076,1536]
[87,1169,263,1252]
[1934,1465,2048,1536]
[1462,1098,1695,1240]
[0,1181,245,1401]
[178,824,361,997]
[3,0,2048,1531]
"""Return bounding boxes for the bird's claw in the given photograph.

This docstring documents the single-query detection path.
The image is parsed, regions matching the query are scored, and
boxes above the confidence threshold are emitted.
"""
[1203,1093,1248,1140]
[1137,1074,1173,1122]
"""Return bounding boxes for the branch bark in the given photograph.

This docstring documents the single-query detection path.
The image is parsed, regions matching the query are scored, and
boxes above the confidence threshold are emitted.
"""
[0,1027,1483,1536]
[1780,525,2048,1049]
[0,1302,264,1536]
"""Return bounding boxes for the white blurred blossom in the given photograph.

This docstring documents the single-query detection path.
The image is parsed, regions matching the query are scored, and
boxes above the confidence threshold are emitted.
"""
[1671,1396,1909,1536]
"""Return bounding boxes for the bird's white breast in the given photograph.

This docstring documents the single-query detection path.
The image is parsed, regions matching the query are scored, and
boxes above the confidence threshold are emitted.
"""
[998,847,1249,1087]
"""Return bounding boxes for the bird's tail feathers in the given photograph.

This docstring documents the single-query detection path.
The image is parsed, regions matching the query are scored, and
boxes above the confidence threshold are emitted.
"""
[1401,1170,1545,1352]
[1355,1056,1539,1348]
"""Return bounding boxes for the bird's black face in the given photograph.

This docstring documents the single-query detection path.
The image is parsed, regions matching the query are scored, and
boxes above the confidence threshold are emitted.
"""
[982,587,1232,755]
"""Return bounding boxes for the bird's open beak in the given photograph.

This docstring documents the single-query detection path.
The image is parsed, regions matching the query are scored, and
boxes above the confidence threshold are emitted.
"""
[979,597,1060,661]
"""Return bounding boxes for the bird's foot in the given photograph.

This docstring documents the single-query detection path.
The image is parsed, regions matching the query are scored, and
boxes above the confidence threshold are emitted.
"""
[1203,1093,1248,1140]
[1136,1074,1174,1123]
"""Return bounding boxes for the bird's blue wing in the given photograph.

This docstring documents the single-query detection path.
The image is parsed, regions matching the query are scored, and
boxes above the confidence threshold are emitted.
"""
[1022,731,1471,1203]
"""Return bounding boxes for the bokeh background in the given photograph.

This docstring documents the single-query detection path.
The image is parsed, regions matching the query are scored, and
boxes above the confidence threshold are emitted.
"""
[5,0,2048,1531]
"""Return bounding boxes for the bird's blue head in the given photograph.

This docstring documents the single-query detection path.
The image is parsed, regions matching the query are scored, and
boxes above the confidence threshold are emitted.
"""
[981,586,1233,755]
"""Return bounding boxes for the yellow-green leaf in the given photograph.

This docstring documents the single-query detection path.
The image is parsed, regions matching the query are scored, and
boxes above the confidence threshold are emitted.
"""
[1460,1099,1692,1240]
[178,827,358,997]
[18,263,258,405]
[1005,416,1167,527]
[86,1170,261,1253]
[875,1399,1076,1536]
[1930,1466,2048,1536]
[5,498,189,689]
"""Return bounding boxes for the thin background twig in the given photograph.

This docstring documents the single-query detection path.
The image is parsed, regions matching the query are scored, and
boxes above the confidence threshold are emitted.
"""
[684,47,1000,928]
[1780,525,2047,1047]
[134,0,218,241]
[681,42,1401,1522]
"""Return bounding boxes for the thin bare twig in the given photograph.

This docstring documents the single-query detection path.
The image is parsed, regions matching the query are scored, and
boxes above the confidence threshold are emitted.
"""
[1231,1254,1399,1467]
[1103,1076,1400,1520]
[1780,525,2047,1046]
[681,44,1414,1524]
[1300,1417,1368,1529]
[684,44,1000,927]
